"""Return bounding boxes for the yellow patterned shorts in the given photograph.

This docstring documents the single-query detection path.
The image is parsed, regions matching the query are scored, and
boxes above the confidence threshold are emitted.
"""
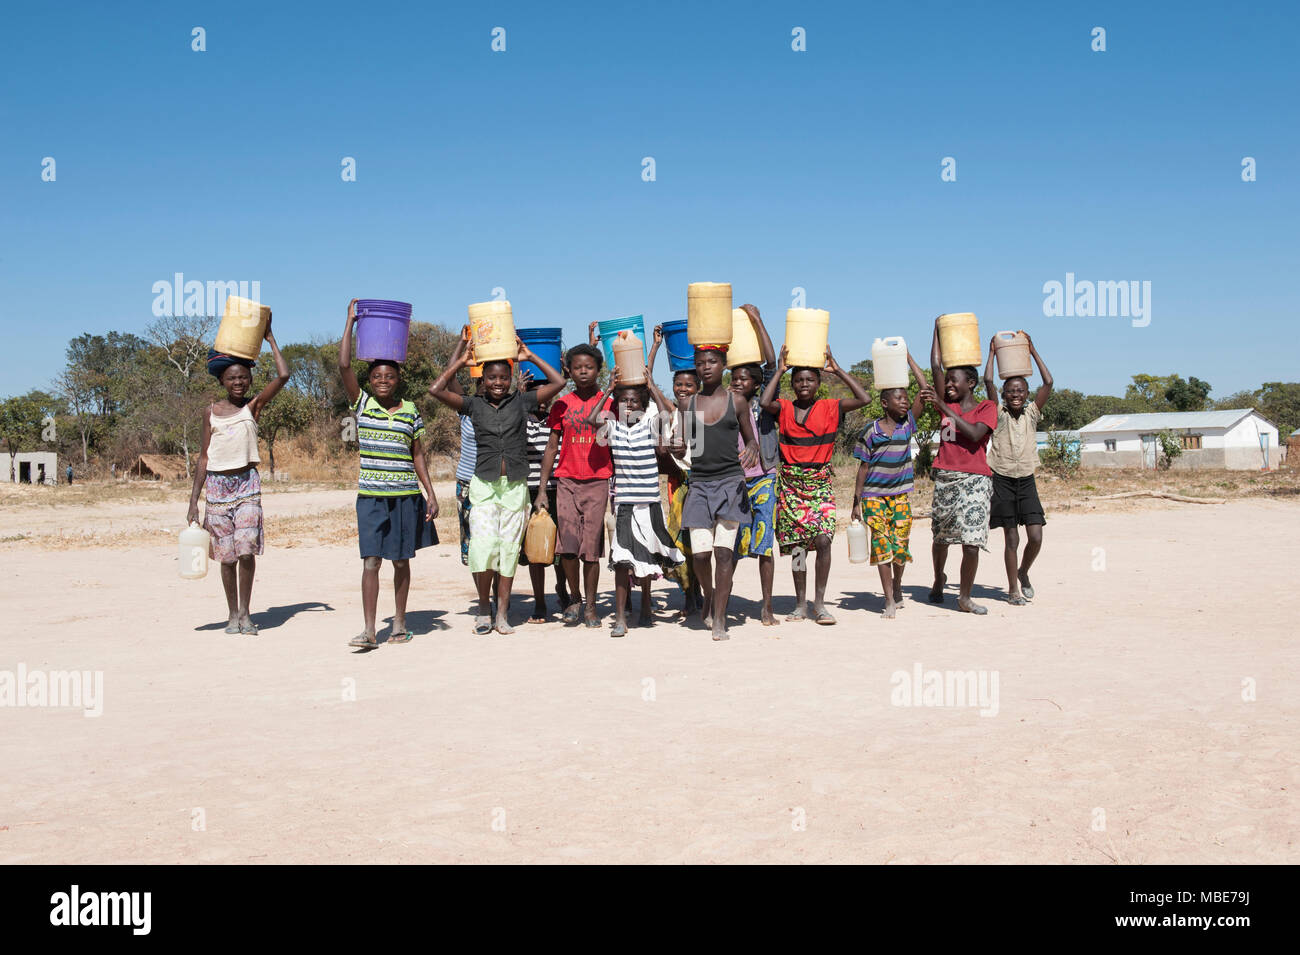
[863,492,912,566]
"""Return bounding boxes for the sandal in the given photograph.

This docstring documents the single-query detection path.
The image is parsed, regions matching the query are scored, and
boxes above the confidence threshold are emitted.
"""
[610,622,628,638]
[1007,594,1028,607]
[473,616,493,635]
[388,629,414,644]
[814,610,837,626]
[240,621,259,636]
[349,632,378,649]
[562,603,582,625]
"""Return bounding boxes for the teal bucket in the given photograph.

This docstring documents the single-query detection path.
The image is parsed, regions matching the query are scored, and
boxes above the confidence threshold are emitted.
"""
[595,315,646,370]
[662,319,694,371]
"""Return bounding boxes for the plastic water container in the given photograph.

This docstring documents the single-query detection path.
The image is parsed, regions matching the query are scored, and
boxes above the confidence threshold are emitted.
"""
[468,301,516,363]
[524,509,557,564]
[662,320,694,371]
[596,315,646,370]
[937,312,981,368]
[993,330,1032,380]
[214,295,270,361]
[612,330,647,385]
[847,520,869,564]
[687,282,733,344]
[872,336,909,390]
[785,308,830,368]
[517,327,563,382]
[178,522,210,579]
[355,299,413,363]
[726,308,763,368]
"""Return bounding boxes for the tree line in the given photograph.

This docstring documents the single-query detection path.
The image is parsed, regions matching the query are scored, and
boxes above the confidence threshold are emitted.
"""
[2,320,1297,480]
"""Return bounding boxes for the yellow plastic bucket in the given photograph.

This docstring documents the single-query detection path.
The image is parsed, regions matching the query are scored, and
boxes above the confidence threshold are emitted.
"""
[687,282,733,345]
[215,295,270,361]
[726,308,763,368]
[937,312,981,368]
[784,308,830,368]
[468,301,516,363]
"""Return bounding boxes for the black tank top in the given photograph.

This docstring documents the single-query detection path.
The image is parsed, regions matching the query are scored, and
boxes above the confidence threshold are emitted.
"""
[686,395,743,482]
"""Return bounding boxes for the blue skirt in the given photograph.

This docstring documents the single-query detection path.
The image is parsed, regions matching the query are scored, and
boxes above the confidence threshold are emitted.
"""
[357,494,438,560]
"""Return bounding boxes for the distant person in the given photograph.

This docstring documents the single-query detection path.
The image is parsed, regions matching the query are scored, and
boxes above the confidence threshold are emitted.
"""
[188,313,290,636]
[851,350,933,618]
[926,317,998,614]
[338,299,438,649]
[65,465,73,485]
[983,332,1054,604]
[432,334,564,634]
[518,370,570,623]
[760,345,872,626]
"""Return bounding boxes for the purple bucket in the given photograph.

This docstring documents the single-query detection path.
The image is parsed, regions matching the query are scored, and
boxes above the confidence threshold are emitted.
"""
[355,299,413,363]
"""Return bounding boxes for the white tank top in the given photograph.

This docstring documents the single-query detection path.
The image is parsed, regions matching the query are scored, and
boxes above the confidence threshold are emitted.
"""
[207,404,260,471]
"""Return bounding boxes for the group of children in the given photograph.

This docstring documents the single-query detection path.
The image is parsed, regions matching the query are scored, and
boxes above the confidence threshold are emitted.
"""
[189,300,1054,646]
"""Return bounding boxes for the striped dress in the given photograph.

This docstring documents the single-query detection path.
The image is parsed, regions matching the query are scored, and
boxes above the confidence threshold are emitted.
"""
[352,391,426,496]
[605,410,682,578]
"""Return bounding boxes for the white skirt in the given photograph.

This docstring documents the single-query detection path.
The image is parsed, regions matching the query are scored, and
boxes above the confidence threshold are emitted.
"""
[609,502,684,579]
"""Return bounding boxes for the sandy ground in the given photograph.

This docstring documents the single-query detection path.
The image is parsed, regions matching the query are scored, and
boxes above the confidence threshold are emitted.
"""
[1,490,1296,864]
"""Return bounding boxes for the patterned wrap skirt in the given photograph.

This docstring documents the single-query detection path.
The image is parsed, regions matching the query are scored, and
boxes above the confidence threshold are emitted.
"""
[665,473,694,591]
[930,468,993,550]
[776,463,836,555]
[203,467,264,564]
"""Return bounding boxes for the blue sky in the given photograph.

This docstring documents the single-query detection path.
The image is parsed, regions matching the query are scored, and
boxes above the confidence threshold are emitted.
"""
[2,1,1296,398]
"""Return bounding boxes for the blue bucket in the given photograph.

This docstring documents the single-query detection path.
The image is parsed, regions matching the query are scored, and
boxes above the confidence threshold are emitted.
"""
[662,319,694,372]
[517,327,563,382]
[595,315,646,370]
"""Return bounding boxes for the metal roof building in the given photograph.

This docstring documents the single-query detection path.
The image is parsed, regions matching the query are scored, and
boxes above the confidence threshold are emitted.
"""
[1079,409,1279,470]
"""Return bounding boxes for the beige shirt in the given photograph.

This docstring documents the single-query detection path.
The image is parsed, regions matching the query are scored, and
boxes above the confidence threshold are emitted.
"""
[986,402,1041,478]
[207,404,260,471]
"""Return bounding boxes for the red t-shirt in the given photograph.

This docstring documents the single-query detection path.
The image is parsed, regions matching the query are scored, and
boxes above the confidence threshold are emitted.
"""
[548,390,614,481]
[776,398,840,466]
[933,399,998,476]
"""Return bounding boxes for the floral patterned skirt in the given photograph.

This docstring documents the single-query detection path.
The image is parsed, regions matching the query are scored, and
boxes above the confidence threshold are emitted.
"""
[775,463,836,555]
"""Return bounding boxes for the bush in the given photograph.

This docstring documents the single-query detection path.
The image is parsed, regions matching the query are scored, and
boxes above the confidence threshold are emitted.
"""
[1039,432,1080,477]
[1156,430,1183,470]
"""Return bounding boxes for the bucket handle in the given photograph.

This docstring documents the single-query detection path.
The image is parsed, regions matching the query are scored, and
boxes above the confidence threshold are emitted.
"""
[879,336,904,347]
[994,330,1019,341]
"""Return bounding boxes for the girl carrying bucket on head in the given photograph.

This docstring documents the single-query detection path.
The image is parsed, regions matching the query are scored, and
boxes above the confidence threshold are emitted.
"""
[431,334,566,634]
[187,315,290,636]
[339,299,439,648]
[759,345,872,625]
[926,316,998,614]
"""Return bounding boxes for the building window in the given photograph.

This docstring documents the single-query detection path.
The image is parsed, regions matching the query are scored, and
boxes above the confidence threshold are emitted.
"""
[1104,439,1116,452]
[1180,434,1202,450]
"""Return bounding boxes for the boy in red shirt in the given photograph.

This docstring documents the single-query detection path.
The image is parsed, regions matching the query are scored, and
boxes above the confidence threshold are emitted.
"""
[536,343,613,627]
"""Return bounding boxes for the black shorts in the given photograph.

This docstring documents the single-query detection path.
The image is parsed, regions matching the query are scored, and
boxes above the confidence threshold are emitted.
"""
[989,472,1046,529]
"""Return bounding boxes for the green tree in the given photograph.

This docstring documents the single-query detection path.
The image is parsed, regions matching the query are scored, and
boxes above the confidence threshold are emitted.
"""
[1163,375,1211,412]
[1255,382,1300,438]
[257,386,314,476]
[1214,390,1259,412]
[1040,388,1086,430]
[0,395,43,480]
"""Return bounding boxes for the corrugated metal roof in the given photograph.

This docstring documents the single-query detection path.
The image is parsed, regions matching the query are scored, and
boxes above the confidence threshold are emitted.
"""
[1079,409,1265,433]
[1035,431,1081,441]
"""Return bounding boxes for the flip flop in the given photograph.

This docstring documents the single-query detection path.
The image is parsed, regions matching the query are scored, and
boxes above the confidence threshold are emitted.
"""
[349,632,378,649]
[225,621,241,634]
[958,602,989,615]
[562,603,582,625]
[240,621,259,636]
[1019,578,1035,600]
[814,610,837,626]
[1007,594,1028,607]
[610,622,628,638]
[473,616,493,635]
[388,629,414,644]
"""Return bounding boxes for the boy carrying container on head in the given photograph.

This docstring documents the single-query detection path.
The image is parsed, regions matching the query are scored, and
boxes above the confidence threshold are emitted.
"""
[982,331,1053,605]
[536,342,614,628]
[851,351,934,618]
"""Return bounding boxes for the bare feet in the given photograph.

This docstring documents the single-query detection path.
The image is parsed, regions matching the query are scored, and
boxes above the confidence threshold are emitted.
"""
[928,574,947,603]
[583,605,600,628]
[495,615,515,635]
[711,618,729,641]
[882,600,897,619]
[760,605,779,626]
[892,586,904,607]
[225,614,241,635]
[610,620,628,638]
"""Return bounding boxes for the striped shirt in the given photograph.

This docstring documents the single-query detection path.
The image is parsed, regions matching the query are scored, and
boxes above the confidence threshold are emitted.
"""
[853,412,917,497]
[455,414,477,484]
[526,416,557,491]
[351,390,426,497]
[605,411,663,505]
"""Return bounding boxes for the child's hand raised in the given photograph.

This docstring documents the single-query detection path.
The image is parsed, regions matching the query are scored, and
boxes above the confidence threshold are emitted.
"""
[588,321,599,346]
[653,324,663,344]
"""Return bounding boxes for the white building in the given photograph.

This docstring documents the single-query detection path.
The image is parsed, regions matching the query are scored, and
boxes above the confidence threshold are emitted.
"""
[2,451,59,485]
[1079,409,1279,470]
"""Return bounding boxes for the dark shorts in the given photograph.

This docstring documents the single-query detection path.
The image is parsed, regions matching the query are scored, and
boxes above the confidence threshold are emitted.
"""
[519,486,560,567]
[681,474,751,530]
[989,473,1046,529]
[357,494,438,560]
[557,477,609,561]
